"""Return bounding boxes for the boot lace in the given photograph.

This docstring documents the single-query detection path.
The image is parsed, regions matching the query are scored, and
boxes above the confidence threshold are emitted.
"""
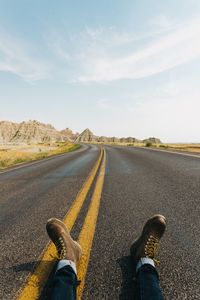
[55,236,67,259]
[145,235,160,266]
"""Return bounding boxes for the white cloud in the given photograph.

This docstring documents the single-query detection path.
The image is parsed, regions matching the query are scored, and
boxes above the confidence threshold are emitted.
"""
[69,18,200,82]
[82,26,135,46]
[115,81,200,142]
[2,15,199,85]
[97,98,112,109]
[150,15,174,31]
[0,28,51,81]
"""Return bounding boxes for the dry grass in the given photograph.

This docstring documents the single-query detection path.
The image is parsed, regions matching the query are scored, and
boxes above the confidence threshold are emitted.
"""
[0,143,80,169]
[86,141,200,153]
[158,144,200,153]
[134,142,200,153]
[122,142,200,153]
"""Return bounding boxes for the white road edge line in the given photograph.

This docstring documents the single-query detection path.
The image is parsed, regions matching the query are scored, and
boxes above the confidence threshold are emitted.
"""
[139,147,200,158]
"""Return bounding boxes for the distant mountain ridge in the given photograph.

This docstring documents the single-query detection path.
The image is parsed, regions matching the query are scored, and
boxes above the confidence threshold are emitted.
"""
[75,128,162,144]
[0,121,162,144]
[0,120,78,144]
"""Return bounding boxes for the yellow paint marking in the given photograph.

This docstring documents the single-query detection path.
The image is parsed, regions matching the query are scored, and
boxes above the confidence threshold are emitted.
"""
[17,148,103,300]
[77,149,106,299]
[63,148,103,230]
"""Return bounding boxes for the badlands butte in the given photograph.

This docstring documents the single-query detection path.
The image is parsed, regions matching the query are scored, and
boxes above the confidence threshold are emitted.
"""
[0,120,161,145]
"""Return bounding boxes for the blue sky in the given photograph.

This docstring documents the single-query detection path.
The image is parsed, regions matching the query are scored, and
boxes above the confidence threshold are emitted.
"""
[0,0,200,142]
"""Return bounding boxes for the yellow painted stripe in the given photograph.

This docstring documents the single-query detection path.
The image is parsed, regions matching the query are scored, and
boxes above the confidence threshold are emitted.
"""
[77,149,106,299]
[17,148,103,300]
[63,148,103,231]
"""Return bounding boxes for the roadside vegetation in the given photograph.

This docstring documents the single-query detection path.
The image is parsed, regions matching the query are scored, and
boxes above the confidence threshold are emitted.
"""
[0,143,80,169]
[144,143,200,153]
[86,141,200,154]
[145,142,153,147]
[158,143,200,153]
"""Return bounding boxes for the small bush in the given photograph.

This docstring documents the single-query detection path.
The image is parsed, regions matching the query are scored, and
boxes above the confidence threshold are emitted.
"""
[145,142,152,147]
[0,160,7,168]
[14,158,26,164]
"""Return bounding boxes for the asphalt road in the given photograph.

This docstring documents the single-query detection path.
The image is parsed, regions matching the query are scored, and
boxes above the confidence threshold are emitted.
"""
[1,145,200,299]
[0,144,100,300]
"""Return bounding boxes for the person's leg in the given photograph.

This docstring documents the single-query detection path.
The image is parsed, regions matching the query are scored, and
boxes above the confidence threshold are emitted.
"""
[46,218,82,300]
[130,215,166,300]
[50,263,77,300]
[135,259,164,300]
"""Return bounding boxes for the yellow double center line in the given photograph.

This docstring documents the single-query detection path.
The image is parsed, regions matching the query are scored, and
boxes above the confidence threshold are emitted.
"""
[17,147,106,300]
[77,148,106,298]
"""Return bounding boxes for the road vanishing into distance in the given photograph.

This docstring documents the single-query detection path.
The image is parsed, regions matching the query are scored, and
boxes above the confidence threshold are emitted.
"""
[0,144,200,300]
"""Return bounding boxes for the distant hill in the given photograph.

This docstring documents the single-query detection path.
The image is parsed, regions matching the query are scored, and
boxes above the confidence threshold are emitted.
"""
[0,121,19,144]
[75,128,162,144]
[60,128,79,141]
[143,137,162,144]
[0,120,77,144]
[0,121,162,145]
[75,128,95,142]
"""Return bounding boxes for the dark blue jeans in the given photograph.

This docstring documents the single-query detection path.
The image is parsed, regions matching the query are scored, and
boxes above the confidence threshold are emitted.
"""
[51,263,163,300]
[135,264,164,300]
[50,265,78,300]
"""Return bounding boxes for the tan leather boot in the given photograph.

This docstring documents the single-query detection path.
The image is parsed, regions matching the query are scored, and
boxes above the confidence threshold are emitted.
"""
[46,218,82,265]
[130,214,166,266]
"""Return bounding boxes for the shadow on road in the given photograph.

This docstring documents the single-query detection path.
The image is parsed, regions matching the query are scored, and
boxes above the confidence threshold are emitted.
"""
[11,261,37,273]
[117,255,137,300]
[11,260,57,300]
[12,257,138,299]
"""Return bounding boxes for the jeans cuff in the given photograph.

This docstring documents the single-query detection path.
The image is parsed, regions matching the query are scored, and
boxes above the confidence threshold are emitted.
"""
[136,257,155,273]
[56,259,77,275]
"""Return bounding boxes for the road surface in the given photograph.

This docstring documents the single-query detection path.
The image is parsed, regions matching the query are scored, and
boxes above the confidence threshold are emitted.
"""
[0,145,200,299]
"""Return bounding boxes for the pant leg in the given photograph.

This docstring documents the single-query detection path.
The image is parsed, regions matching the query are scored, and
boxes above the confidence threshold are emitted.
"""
[50,265,78,300]
[135,264,164,300]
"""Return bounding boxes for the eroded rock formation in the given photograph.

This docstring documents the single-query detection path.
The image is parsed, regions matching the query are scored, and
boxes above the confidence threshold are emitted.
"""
[75,129,162,144]
[0,120,76,144]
